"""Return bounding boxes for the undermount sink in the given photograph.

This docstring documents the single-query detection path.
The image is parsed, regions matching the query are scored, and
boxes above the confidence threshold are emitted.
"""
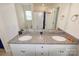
[52,36,66,41]
[19,36,32,41]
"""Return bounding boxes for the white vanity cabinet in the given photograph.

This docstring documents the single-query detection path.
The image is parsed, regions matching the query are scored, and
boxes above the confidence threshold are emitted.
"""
[48,45,67,56]
[10,44,77,56]
[35,45,48,56]
[10,44,36,56]
[48,45,77,56]
[66,45,77,56]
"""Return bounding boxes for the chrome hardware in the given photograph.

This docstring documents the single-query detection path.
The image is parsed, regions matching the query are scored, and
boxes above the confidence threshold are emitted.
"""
[41,52,44,55]
[21,50,25,53]
[41,46,43,48]
[59,50,64,53]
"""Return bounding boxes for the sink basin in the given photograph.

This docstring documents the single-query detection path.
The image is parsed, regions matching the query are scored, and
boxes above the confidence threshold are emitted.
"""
[19,36,32,41]
[52,36,66,41]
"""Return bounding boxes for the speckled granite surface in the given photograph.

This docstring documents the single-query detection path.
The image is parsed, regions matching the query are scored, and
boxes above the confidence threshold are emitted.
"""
[8,30,79,44]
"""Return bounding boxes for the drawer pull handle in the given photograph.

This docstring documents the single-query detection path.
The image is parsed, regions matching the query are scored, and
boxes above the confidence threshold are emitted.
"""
[59,51,64,53]
[21,50,25,53]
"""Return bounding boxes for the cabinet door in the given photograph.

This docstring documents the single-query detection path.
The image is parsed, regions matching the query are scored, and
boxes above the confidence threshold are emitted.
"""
[77,45,79,56]
[65,45,77,56]
[35,45,48,56]
[10,44,35,56]
[49,48,67,56]
[48,45,67,56]
[48,45,77,56]
[66,4,79,39]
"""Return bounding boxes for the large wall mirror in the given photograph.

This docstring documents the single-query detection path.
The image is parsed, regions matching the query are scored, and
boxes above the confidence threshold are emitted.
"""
[15,3,59,32]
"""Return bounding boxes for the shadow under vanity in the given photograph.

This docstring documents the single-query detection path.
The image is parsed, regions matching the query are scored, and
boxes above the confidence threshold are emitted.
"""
[9,29,79,56]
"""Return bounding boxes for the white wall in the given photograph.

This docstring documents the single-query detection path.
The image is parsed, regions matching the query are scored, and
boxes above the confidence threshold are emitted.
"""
[57,3,79,39]
[23,4,33,11]
[57,4,71,31]
[65,4,79,39]
[0,4,19,40]
[0,4,19,53]
[23,4,32,29]
[15,4,26,30]
[45,8,56,30]
[0,14,10,53]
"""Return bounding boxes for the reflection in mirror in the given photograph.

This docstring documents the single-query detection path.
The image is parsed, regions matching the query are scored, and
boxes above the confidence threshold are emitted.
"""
[25,11,32,29]
[25,11,32,21]
[15,3,59,32]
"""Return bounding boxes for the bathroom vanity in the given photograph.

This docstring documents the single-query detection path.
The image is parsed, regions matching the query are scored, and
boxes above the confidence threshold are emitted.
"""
[9,30,79,56]
[10,44,77,56]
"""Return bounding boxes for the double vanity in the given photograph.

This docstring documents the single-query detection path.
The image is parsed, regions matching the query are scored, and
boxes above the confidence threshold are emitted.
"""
[9,30,79,56]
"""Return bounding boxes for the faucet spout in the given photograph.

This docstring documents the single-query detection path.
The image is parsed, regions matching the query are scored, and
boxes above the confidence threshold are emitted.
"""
[40,31,43,35]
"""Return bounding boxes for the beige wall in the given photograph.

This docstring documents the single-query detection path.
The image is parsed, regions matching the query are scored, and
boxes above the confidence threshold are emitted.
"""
[33,3,56,12]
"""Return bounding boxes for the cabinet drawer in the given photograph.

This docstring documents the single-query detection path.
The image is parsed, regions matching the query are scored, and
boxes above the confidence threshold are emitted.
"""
[66,48,77,56]
[48,47,67,56]
[10,44,35,56]
[11,48,35,56]
[36,51,48,56]
[10,44,77,56]
[48,45,77,56]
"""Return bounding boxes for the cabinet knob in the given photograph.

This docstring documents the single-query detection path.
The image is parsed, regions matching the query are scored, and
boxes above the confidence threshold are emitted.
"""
[21,50,25,53]
[41,53,44,55]
[59,50,64,53]
[41,46,43,48]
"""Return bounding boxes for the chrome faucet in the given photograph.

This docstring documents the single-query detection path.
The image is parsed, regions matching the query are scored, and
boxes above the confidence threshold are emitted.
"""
[40,32,43,35]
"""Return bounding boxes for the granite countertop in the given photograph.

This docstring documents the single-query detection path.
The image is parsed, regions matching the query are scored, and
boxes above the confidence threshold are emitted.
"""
[8,30,79,44]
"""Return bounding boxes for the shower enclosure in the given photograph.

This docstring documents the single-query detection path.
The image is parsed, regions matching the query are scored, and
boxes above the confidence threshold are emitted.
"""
[32,8,59,30]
